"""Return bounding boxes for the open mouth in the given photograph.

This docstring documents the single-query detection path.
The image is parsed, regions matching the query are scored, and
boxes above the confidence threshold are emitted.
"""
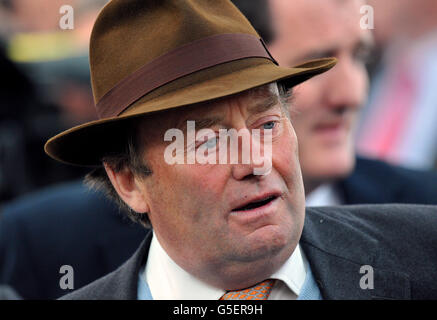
[232,195,277,212]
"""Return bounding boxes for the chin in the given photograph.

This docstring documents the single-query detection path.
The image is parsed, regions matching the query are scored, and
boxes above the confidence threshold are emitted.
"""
[246,220,299,261]
[225,227,287,263]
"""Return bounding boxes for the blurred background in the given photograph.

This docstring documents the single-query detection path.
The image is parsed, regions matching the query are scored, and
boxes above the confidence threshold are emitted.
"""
[357,0,437,170]
[0,0,108,206]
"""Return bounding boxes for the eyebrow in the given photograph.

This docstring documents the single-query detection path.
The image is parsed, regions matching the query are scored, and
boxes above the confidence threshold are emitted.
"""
[176,115,223,133]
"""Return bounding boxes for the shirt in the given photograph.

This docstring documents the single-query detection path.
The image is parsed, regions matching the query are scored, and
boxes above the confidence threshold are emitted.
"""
[305,183,342,207]
[142,232,308,300]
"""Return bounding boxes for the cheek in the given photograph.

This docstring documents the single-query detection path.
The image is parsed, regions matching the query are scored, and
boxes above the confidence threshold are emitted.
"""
[155,163,230,221]
[273,124,305,219]
[273,122,300,182]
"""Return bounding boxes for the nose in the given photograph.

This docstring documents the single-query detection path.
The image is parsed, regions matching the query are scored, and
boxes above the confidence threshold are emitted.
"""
[322,55,367,111]
[230,129,271,180]
[232,162,259,181]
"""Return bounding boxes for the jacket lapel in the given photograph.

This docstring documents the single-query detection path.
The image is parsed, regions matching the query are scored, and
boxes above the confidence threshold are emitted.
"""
[301,207,411,300]
[103,229,153,299]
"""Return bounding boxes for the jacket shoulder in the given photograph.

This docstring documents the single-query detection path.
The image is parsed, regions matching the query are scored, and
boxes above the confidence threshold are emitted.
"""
[59,268,125,300]
[305,204,437,247]
[304,204,437,298]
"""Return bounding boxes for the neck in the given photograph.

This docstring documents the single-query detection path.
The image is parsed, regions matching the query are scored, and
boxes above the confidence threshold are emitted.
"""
[196,241,297,291]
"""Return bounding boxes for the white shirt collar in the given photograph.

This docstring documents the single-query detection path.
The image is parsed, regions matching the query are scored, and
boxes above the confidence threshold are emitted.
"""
[143,232,307,300]
[305,183,342,207]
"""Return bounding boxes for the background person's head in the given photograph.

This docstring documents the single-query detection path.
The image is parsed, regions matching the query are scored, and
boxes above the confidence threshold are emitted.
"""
[234,0,372,194]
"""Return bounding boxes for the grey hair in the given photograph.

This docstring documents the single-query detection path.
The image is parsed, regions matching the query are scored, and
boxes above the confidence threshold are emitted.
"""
[84,118,153,227]
[277,81,293,118]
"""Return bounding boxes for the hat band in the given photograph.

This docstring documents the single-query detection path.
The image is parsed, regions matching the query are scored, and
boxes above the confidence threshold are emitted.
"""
[95,33,278,119]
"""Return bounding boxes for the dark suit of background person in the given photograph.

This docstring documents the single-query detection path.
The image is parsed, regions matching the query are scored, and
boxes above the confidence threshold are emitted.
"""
[0,181,147,300]
[338,157,437,205]
[61,205,437,300]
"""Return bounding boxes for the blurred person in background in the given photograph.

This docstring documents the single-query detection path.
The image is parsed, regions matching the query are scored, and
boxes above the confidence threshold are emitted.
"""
[0,0,146,301]
[0,44,88,204]
[0,0,111,203]
[357,0,437,170]
[233,0,437,206]
[1,0,108,125]
[0,180,147,299]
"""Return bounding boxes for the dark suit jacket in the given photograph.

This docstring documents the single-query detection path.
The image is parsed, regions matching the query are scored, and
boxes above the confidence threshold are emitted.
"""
[338,157,437,205]
[0,181,147,299]
[60,204,437,300]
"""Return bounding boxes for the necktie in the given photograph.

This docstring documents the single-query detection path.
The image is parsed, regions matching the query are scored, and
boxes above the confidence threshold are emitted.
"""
[220,279,276,300]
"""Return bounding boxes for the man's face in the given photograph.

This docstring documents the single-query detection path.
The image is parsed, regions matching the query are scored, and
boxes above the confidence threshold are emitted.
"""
[131,84,305,290]
[269,0,372,191]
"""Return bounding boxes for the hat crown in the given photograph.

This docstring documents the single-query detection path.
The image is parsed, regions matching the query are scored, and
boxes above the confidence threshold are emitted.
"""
[90,0,259,104]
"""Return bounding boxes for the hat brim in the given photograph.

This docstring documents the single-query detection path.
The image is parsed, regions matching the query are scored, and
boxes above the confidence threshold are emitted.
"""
[45,57,336,166]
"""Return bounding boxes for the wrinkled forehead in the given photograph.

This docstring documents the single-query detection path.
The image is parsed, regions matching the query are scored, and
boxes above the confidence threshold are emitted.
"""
[175,82,279,118]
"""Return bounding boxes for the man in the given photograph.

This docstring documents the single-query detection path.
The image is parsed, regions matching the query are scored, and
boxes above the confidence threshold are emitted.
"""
[43,0,437,300]
[233,0,437,206]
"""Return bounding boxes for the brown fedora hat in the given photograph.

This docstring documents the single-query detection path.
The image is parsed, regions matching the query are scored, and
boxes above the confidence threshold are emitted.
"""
[45,0,336,166]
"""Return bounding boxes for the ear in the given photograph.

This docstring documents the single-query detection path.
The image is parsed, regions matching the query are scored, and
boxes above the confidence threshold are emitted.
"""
[104,163,150,213]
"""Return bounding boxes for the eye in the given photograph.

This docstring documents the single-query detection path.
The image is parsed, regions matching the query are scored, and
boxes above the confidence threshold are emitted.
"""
[262,121,276,130]
[204,137,218,149]
[197,135,218,150]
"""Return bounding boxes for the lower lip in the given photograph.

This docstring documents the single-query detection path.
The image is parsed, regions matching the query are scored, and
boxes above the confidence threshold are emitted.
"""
[229,197,279,225]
